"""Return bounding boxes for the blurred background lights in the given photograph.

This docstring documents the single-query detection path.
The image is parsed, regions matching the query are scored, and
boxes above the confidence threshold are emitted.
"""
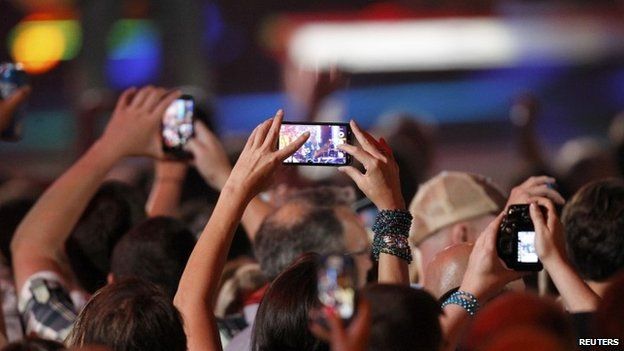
[8,18,81,74]
[105,19,162,89]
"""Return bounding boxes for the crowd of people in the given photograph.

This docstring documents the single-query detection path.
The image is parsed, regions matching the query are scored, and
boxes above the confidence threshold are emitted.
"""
[0,82,623,351]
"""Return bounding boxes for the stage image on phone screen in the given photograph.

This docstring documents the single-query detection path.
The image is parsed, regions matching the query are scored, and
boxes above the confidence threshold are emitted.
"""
[163,99,194,149]
[517,231,538,263]
[280,124,349,165]
[318,255,355,320]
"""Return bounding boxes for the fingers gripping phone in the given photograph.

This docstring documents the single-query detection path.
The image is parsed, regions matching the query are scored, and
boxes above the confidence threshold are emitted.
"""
[279,122,352,166]
[496,204,544,271]
[161,95,194,159]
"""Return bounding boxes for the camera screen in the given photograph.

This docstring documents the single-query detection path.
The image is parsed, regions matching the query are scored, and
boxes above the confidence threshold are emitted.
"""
[280,124,349,165]
[162,99,194,149]
[517,231,539,263]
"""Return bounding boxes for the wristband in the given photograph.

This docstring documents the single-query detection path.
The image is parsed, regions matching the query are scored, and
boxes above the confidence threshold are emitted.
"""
[371,209,413,263]
[441,290,480,316]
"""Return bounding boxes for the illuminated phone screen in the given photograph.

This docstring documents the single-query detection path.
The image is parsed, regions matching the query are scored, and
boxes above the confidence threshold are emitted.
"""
[517,231,538,263]
[279,123,350,165]
[162,98,194,149]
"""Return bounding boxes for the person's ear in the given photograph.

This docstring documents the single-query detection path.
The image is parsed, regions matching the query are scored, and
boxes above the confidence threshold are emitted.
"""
[107,273,115,285]
[450,222,469,244]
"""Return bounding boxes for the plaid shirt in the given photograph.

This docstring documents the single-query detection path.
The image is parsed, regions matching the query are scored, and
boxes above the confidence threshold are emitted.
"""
[18,272,78,342]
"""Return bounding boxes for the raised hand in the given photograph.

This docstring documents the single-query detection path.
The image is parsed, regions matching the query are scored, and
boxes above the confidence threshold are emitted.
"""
[338,120,404,210]
[187,121,232,191]
[507,176,565,208]
[529,200,567,264]
[309,300,371,351]
[99,86,181,159]
[224,109,309,201]
[459,212,525,302]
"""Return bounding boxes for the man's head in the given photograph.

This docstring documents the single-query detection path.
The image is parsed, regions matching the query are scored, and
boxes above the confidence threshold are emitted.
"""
[254,187,371,287]
[562,178,624,284]
[66,181,146,293]
[423,243,473,300]
[362,284,442,351]
[66,279,186,351]
[110,216,196,299]
[408,171,506,281]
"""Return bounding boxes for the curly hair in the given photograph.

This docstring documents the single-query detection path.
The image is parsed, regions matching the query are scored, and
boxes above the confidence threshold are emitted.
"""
[562,178,624,281]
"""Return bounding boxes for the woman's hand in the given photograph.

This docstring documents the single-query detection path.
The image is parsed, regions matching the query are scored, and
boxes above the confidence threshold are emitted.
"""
[529,200,567,266]
[223,109,309,201]
[99,86,181,159]
[187,121,232,191]
[459,213,524,302]
[338,120,404,210]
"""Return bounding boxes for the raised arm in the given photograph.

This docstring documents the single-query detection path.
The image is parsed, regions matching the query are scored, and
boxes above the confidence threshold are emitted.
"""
[530,200,600,312]
[145,160,188,217]
[11,87,180,291]
[440,213,523,351]
[187,121,275,239]
[174,110,309,351]
[338,120,409,285]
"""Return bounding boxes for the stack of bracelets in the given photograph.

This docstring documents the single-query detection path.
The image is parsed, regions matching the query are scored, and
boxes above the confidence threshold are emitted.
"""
[371,209,413,264]
[441,290,480,316]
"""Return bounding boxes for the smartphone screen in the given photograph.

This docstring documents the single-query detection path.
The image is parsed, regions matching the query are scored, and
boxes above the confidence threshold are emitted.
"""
[279,122,351,166]
[517,231,538,263]
[162,96,194,154]
[317,255,356,320]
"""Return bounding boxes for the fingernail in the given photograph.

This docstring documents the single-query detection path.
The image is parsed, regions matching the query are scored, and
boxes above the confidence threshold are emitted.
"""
[277,109,283,115]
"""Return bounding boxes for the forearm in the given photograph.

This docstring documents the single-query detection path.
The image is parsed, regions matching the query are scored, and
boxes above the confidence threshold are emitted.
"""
[11,141,120,286]
[240,196,274,240]
[146,178,184,217]
[175,185,249,351]
[545,257,600,312]
[377,255,409,285]
[439,305,470,351]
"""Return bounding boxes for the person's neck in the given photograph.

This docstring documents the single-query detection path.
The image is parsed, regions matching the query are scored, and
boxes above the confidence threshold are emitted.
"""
[587,280,611,297]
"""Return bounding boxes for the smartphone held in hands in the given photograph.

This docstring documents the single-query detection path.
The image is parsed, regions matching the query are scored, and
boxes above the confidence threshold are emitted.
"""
[497,204,544,271]
[317,254,357,321]
[162,95,194,159]
[279,122,352,166]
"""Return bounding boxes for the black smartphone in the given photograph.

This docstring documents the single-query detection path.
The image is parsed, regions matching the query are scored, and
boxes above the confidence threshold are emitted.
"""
[162,95,194,159]
[279,122,352,166]
[496,204,544,271]
[317,255,357,321]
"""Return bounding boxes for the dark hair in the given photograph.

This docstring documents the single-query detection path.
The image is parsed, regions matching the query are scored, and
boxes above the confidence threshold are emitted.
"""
[66,181,146,293]
[252,253,328,351]
[562,178,624,281]
[110,217,196,299]
[361,284,442,351]
[286,186,355,208]
[254,204,345,281]
[67,278,186,351]
[1,337,64,351]
[0,198,35,267]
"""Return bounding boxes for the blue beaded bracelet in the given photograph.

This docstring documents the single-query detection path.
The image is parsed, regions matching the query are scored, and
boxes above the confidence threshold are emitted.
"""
[441,290,480,316]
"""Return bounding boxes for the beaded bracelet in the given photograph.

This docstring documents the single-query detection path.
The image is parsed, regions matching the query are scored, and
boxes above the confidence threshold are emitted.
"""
[441,290,481,316]
[371,209,413,263]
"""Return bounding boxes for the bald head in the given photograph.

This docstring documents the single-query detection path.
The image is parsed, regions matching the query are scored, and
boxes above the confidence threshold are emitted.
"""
[423,243,473,299]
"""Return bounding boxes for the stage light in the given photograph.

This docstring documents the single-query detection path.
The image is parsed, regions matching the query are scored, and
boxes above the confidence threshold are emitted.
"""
[105,19,162,89]
[8,19,81,74]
